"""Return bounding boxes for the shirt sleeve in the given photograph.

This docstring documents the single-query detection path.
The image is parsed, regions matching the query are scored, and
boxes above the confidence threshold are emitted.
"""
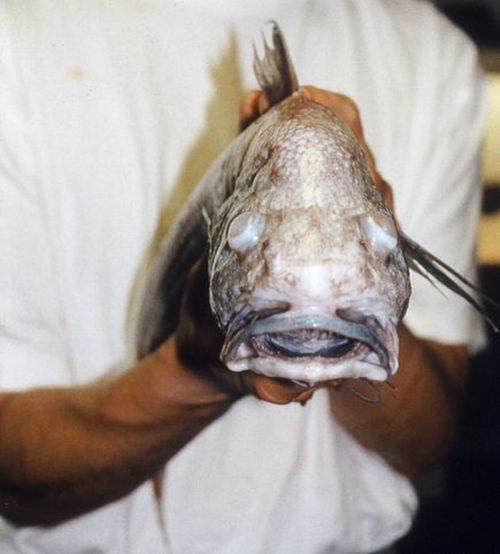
[0,15,71,391]
[392,5,488,352]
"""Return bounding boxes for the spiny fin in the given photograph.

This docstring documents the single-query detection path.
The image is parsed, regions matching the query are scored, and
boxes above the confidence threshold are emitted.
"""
[400,233,499,332]
[253,21,299,106]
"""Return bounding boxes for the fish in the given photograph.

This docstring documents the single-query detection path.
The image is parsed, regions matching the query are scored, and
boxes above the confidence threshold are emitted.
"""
[136,22,493,385]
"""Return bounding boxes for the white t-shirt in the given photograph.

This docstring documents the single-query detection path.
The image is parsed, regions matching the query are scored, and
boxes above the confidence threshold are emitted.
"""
[0,0,486,552]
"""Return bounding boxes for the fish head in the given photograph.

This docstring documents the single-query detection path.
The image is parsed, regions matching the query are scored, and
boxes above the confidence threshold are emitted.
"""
[208,98,411,385]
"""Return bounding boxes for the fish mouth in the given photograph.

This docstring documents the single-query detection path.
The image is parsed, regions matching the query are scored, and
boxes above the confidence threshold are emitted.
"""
[220,307,399,384]
[256,328,358,359]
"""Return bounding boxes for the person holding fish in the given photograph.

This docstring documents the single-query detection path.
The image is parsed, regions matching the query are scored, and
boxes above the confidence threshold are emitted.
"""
[0,0,487,552]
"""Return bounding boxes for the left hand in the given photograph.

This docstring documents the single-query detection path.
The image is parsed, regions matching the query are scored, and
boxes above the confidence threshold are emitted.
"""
[239,86,394,210]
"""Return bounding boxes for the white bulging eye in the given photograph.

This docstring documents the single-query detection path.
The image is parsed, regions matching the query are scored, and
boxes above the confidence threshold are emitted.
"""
[358,213,398,258]
[228,212,266,254]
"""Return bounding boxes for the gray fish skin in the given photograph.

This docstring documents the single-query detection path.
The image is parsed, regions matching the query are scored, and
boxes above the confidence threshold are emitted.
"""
[137,22,490,385]
[136,28,410,384]
[137,90,408,383]
[207,93,410,383]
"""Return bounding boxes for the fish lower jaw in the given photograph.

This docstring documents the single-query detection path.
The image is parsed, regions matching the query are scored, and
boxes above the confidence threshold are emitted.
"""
[219,308,400,384]
[225,356,392,385]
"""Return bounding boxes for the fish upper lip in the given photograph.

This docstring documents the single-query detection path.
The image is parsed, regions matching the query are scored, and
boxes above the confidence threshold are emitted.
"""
[220,308,397,378]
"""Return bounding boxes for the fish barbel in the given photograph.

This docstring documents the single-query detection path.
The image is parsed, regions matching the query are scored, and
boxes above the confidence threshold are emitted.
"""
[137,22,490,385]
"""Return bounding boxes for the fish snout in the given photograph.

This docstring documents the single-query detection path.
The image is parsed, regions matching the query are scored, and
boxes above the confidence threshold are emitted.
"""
[219,307,400,384]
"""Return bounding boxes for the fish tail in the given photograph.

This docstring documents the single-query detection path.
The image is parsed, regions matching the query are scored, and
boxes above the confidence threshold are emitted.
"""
[400,232,499,332]
[253,21,299,105]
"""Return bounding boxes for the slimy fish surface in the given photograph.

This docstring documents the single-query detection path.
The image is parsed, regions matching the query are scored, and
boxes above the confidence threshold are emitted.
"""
[137,23,491,385]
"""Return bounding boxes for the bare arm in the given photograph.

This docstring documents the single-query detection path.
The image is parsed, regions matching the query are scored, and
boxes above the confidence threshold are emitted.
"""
[0,337,232,526]
[0,254,306,529]
[329,325,468,476]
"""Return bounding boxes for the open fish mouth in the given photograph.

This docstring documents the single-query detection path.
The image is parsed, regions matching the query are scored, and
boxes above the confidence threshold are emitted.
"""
[220,309,399,384]
[254,328,358,358]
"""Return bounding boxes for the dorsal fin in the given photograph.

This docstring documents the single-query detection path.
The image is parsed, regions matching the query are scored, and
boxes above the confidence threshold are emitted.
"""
[253,21,299,106]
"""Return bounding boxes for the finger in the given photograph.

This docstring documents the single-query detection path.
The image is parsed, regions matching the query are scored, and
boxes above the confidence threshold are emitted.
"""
[257,92,271,116]
[239,90,262,131]
[379,178,395,211]
[249,374,307,404]
[239,90,273,131]
[300,86,364,142]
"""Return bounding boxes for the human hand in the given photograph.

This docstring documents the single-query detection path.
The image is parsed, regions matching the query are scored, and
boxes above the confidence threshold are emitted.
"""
[239,86,394,210]
[175,256,326,405]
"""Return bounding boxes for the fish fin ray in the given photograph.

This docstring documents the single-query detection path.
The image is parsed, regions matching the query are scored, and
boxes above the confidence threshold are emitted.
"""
[201,206,211,230]
[405,256,444,294]
[400,233,499,331]
[253,21,299,105]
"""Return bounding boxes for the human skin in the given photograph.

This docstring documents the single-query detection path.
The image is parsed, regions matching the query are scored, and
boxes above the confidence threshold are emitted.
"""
[0,87,468,526]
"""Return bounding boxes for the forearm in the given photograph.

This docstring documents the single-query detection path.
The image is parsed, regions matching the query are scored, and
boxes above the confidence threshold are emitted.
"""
[0,337,232,526]
[329,324,468,476]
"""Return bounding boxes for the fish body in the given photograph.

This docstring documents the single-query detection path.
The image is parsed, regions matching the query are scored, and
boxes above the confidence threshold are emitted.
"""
[137,23,489,385]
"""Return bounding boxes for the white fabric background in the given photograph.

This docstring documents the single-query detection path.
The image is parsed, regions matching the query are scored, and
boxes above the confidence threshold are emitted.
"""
[0,0,486,552]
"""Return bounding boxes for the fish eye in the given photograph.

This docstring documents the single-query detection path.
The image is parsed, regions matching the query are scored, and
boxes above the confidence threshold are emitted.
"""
[227,211,266,254]
[357,213,398,259]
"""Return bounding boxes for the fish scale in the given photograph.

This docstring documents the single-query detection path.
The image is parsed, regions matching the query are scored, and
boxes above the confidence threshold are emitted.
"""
[136,22,495,384]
